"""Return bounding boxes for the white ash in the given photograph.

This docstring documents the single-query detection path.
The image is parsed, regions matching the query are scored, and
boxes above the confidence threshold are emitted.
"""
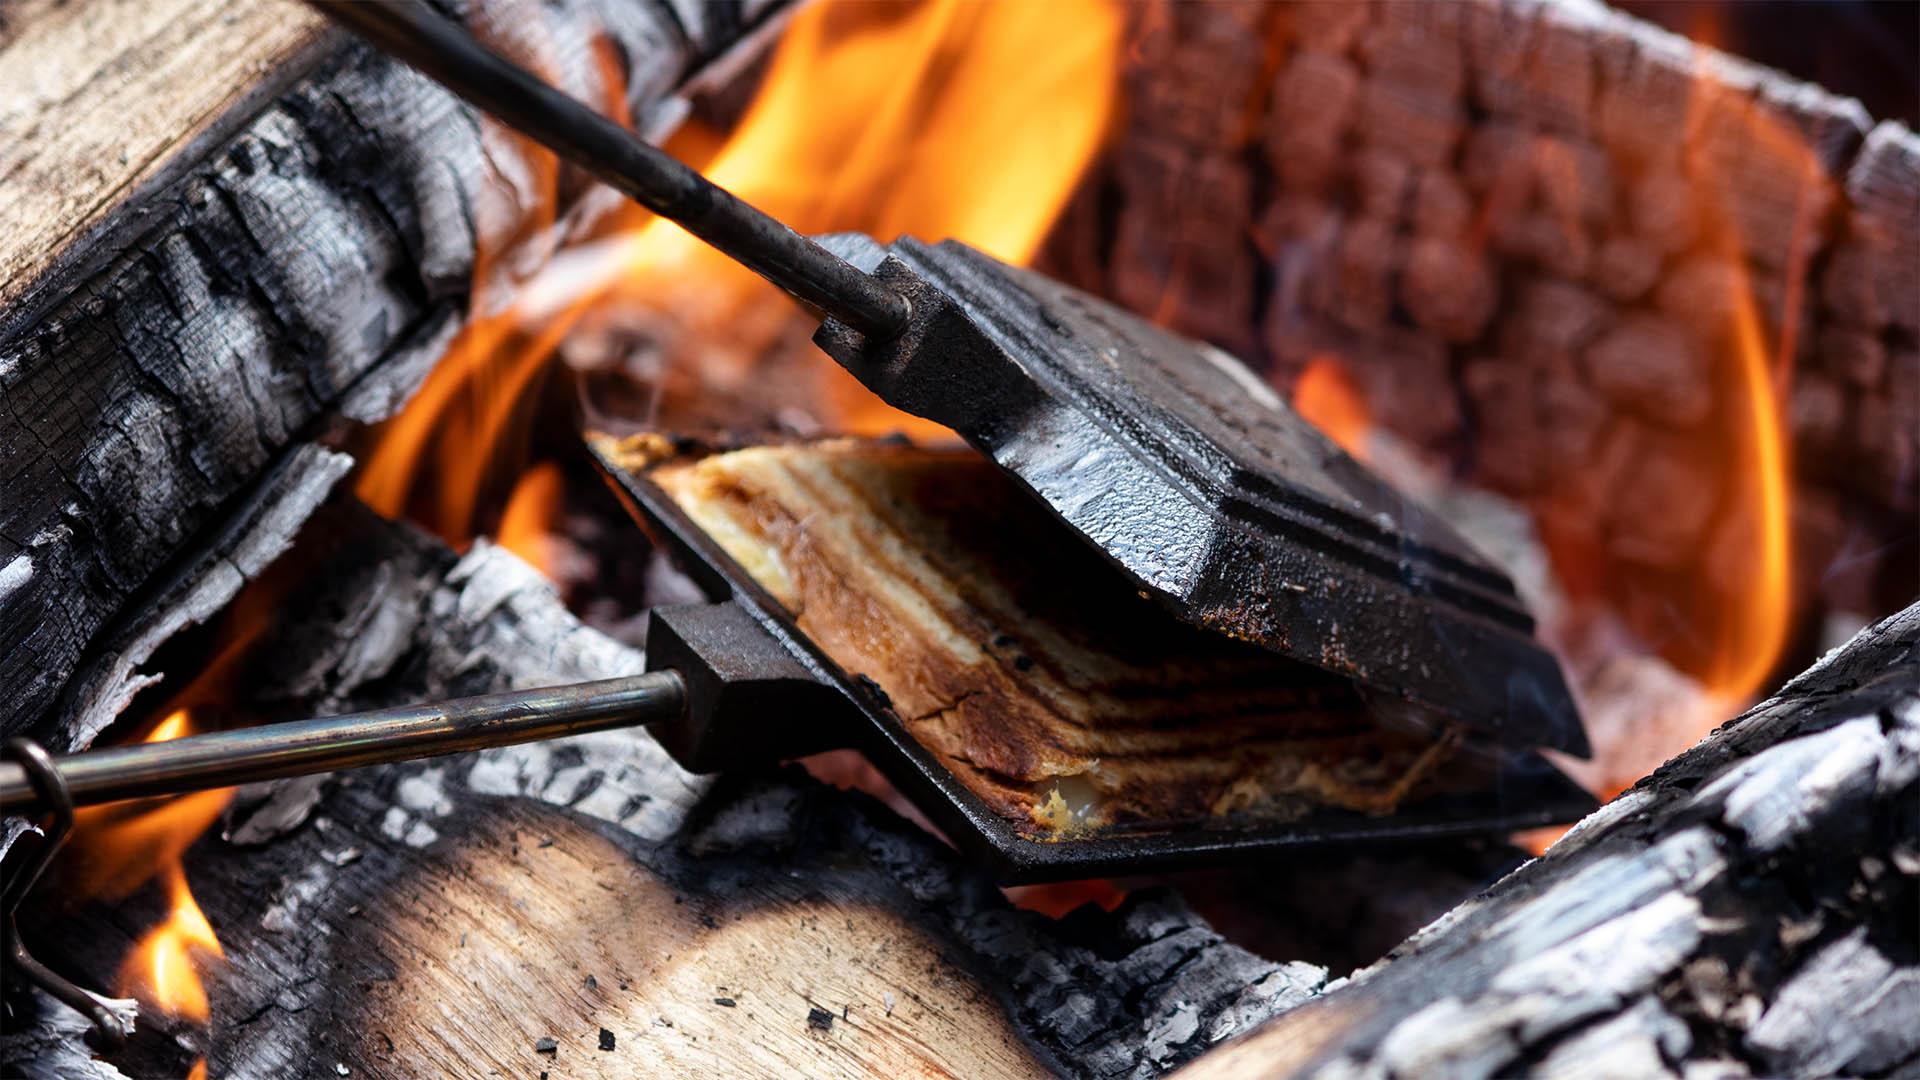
[1532,997,1692,1080]
[259,860,339,935]
[1745,929,1920,1077]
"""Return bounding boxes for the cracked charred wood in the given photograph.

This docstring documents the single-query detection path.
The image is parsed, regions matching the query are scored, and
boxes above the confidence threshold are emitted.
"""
[7,504,1330,1080]
[0,0,780,750]
[0,444,356,863]
[1178,601,1920,1080]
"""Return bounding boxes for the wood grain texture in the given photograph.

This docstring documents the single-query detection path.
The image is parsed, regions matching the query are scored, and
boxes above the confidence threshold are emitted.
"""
[0,0,764,744]
[0,0,327,307]
[1178,602,1920,1080]
[216,795,1056,1079]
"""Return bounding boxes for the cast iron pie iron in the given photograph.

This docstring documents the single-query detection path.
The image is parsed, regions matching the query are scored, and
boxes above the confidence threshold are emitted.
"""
[588,434,1595,882]
[0,0,1596,887]
[807,233,1589,757]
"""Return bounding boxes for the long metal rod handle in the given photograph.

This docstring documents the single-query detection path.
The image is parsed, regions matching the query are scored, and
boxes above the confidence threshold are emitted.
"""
[0,673,686,814]
[308,0,911,341]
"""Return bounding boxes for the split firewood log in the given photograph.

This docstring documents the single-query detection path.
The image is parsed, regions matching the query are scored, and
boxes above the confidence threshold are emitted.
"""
[1179,601,1920,1080]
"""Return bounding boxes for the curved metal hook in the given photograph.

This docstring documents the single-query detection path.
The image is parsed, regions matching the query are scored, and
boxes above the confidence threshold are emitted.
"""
[2,737,131,1051]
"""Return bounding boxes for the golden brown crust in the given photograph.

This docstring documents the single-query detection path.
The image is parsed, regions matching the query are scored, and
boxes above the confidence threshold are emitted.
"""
[650,439,1456,838]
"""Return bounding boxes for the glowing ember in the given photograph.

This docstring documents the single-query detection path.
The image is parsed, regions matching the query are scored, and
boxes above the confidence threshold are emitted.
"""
[1290,356,1373,462]
[1003,879,1128,920]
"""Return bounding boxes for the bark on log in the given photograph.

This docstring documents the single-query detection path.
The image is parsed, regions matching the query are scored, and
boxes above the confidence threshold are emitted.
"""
[1178,601,1920,1080]
[10,503,1328,1080]
[0,0,778,745]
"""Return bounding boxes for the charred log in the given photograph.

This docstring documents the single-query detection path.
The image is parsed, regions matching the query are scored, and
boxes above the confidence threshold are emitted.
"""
[0,0,781,746]
[1178,602,1920,1080]
[1036,0,1920,657]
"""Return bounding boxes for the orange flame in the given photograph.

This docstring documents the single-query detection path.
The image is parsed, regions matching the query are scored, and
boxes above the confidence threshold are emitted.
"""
[1682,71,1808,705]
[114,861,223,1022]
[496,460,567,579]
[66,709,232,1042]
[1703,264,1793,700]
[1290,356,1373,462]
[358,0,1125,569]
[700,0,1123,263]
[1513,41,1816,837]
[585,0,1126,434]
[354,24,623,553]
[1526,253,1796,848]
[68,711,234,901]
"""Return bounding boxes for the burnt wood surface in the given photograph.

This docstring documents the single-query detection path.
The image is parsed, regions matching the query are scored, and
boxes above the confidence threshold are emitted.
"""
[1179,600,1920,1080]
[0,443,357,864]
[8,507,1327,1080]
[0,0,773,747]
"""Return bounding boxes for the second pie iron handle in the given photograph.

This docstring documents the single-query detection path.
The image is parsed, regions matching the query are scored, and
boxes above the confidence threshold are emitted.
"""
[0,599,846,814]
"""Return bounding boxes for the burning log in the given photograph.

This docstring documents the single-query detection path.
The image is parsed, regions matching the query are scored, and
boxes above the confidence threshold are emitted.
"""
[0,0,785,751]
[1178,601,1920,1080]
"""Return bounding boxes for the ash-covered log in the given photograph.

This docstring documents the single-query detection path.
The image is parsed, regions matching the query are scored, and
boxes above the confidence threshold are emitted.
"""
[1179,601,1920,1080]
[0,0,785,751]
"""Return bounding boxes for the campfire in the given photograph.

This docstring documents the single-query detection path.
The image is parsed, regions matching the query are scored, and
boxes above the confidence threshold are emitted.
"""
[2,1,1914,1078]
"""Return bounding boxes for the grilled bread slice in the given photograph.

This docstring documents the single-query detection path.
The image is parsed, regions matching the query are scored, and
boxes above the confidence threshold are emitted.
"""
[646,437,1459,839]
